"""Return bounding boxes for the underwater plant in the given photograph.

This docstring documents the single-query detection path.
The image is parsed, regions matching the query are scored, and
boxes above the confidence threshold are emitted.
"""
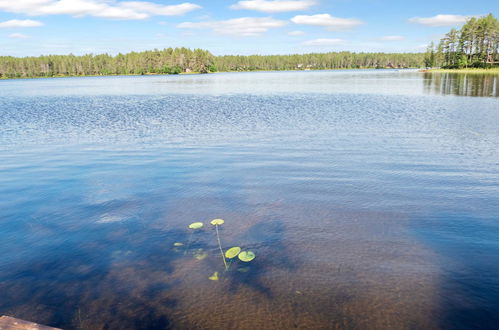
[238,251,256,262]
[189,222,204,229]
[175,219,256,280]
[193,248,208,260]
[225,246,241,270]
[225,246,241,259]
[185,221,204,254]
[209,271,219,281]
[210,219,228,270]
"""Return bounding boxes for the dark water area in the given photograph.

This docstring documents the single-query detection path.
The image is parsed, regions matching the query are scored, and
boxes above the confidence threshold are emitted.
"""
[0,70,498,329]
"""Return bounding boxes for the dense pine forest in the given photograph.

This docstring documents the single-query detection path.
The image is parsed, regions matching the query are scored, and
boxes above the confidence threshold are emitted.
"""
[0,48,216,79]
[0,48,425,79]
[214,52,425,72]
[425,13,499,68]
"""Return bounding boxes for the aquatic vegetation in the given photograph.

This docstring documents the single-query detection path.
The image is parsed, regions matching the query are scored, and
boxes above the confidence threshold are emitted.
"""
[210,219,224,225]
[193,249,208,261]
[189,222,204,229]
[209,271,219,281]
[225,247,241,259]
[211,219,228,270]
[225,247,241,270]
[177,219,256,280]
[185,222,204,255]
[238,251,256,262]
[207,220,256,276]
[172,242,184,253]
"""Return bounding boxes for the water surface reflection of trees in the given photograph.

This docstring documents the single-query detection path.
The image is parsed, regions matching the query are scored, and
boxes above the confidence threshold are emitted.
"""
[424,73,498,97]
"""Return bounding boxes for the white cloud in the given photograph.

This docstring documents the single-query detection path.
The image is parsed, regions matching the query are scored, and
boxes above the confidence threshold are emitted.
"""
[291,14,363,31]
[303,38,345,46]
[288,30,305,36]
[380,35,404,41]
[408,14,471,27]
[120,2,201,16]
[178,17,287,36]
[0,0,201,20]
[231,0,315,13]
[0,19,44,28]
[8,32,30,38]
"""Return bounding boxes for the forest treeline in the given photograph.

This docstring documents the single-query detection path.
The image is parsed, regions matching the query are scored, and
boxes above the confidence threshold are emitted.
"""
[214,52,424,72]
[0,48,426,79]
[0,48,216,79]
[3,14,497,79]
[425,13,499,68]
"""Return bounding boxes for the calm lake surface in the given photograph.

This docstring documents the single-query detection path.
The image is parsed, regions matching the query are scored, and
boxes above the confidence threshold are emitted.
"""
[1,70,498,329]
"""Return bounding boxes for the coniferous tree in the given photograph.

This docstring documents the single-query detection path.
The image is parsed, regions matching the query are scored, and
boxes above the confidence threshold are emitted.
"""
[432,13,499,68]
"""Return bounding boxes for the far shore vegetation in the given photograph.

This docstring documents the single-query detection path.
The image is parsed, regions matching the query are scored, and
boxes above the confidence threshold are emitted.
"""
[424,13,498,70]
[428,67,499,74]
[0,49,427,79]
[1,13,497,80]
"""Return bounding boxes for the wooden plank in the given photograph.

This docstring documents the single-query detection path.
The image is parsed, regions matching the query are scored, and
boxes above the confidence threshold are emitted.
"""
[0,316,61,330]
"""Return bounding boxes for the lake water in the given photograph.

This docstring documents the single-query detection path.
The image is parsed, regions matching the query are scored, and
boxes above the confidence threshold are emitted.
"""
[1,70,498,329]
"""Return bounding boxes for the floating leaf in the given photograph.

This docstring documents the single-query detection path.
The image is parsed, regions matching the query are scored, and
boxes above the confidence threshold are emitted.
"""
[210,219,224,226]
[238,251,256,262]
[173,242,184,247]
[209,271,219,281]
[225,247,241,259]
[188,222,203,229]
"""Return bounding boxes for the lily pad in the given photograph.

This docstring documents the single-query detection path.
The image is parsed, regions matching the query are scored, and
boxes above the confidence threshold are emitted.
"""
[208,271,219,281]
[238,251,256,262]
[225,247,241,259]
[210,219,224,226]
[173,242,184,247]
[237,266,250,273]
[188,222,203,229]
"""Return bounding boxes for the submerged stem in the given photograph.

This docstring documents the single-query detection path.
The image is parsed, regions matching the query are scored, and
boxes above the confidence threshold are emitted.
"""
[184,232,193,255]
[215,225,228,271]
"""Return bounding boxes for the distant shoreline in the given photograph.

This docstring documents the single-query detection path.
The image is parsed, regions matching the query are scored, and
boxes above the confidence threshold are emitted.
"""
[424,68,499,75]
[0,67,421,81]
[2,67,498,81]
[0,71,204,80]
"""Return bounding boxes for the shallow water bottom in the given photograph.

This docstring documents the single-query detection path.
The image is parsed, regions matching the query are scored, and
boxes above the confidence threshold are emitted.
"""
[1,200,444,329]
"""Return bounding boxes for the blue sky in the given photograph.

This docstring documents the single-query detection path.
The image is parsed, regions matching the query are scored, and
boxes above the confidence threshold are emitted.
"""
[0,0,497,56]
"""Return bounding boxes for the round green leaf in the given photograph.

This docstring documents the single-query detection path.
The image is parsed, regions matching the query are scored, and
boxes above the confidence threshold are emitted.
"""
[210,219,224,226]
[173,242,184,247]
[238,251,256,262]
[225,247,241,259]
[188,222,203,229]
